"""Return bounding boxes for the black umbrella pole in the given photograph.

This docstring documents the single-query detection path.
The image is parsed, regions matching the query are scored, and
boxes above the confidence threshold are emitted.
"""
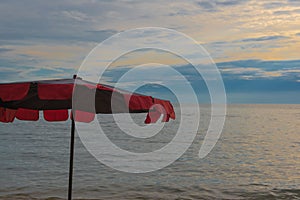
[68,118,75,200]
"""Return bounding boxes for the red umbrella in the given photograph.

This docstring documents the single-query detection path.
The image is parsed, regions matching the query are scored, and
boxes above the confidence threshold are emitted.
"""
[0,75,175,200]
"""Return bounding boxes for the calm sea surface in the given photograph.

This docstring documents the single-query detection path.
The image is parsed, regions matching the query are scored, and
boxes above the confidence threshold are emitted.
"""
[0,104,299,199]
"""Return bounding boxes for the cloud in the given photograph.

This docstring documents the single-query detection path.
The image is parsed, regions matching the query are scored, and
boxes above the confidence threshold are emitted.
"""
[0,25,118,43]
[263,2,288,9]
[196,0,247,10]
[0,0,300,66]
[273,9,300,15]
[218,59,300,81]
[204,34,291,60]
[287,0,300,4]
[0,1,121,42]
[168,9,195,17]
[220,67,261,74]
[238,35,289,43]
[207,35,289,46]
[197,1,216,10]
[103,59,300,85]
[101,59,300,103]
[0,58,77,83]
[0,48,13,53]
[61,10,91,22]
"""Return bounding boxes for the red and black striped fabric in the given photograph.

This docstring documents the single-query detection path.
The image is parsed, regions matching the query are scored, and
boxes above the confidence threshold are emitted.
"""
[0,78,175,123]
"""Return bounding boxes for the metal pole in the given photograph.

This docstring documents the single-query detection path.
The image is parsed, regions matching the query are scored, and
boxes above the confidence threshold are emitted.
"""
[68,74,77,200]
[68,117,75,200]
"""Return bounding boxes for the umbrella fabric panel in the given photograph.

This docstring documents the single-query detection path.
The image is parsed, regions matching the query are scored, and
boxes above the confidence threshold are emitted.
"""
[124,94,153,111]
[16,108,39,121]
[0,83,30,101]
[73,110,95,123]
[0,107,17,122]
[44,110,69,122]
[145,106,163,124]
[154,98,176,120]
[145,99,175,124]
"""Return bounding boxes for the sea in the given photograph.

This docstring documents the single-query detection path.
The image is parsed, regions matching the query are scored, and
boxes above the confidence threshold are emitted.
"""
[0,104,299,200]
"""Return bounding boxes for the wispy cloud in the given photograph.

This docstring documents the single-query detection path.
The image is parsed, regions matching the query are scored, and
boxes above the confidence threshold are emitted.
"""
[221,67,261,74]
[238,35,289,43]
[218,59,300,81]
[203,34,292,61]
[196,0,247,11]
[206,34,290,46]
[287,0,300,4]
[263,1,288,9]
[61,10,91,22]
[0,58,76,83]
[0,48,13,53]
[273,8,300,15]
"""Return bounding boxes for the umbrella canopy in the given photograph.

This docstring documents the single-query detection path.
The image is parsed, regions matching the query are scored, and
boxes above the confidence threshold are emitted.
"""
[0,76,175,200]
[0,77,175,123]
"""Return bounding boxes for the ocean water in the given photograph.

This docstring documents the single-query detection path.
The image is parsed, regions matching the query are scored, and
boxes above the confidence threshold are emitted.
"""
[0,104,299,200]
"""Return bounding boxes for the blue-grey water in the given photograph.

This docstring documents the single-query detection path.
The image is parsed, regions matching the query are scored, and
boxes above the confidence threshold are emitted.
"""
[0,104,299,199]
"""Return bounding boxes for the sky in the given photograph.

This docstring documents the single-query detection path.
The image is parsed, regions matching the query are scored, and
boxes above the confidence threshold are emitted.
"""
[0,0,299,103]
